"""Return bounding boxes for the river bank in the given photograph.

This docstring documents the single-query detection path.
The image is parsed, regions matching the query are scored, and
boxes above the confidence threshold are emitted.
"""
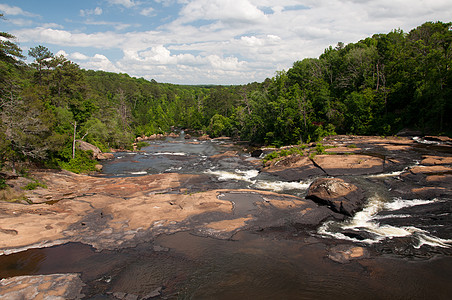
[1,134,451,299]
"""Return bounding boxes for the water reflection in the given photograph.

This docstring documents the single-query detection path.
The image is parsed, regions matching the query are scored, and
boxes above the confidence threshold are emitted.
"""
[1,231,452,298]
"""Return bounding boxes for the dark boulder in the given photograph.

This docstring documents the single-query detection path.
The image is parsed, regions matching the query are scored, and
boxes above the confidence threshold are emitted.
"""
[396,128,422,137]
[251,149,263,158]
[306,178,365,216]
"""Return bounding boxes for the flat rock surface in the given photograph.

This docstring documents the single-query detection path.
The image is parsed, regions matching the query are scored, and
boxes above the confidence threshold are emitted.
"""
[0,273,84,299]
[312,154,384,176]
[262,156,324,181]
[0,171,335,254]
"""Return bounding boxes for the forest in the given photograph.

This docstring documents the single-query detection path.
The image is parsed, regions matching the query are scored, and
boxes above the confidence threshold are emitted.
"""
[1,18,451,175]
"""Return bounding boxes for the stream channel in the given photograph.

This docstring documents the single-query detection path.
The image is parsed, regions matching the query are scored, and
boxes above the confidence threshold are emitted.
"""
[1,132,452,299]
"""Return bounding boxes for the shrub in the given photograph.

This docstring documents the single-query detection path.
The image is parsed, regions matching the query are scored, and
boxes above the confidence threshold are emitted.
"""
[315,143,326,155]
[136,141,149,150]
[22,179,47,190]
[58,150,98,174]
[0,177,7,190]
[262,146,306,164]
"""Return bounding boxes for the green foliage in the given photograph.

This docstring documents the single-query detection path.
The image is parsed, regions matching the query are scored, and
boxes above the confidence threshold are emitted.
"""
[0,14,25,65]
[315,143,326,155]
[0,21,451,174]
[136,141,149,150]
[58,150,98,174]
[22,179,47,190]
[0,177,7,190]
[207,114,232,138]
[262,146,306,164]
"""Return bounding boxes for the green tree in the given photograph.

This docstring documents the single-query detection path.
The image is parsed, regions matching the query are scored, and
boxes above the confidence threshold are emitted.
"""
[28,45,53,85]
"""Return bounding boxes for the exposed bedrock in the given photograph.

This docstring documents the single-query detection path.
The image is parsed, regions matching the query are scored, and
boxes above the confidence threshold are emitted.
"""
[0,170,342,254]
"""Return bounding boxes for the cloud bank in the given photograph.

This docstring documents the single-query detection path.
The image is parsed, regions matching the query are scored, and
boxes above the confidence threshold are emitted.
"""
[4,0,452,84]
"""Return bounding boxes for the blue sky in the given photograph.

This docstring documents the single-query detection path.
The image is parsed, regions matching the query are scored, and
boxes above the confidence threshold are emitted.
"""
[1,0,451,84]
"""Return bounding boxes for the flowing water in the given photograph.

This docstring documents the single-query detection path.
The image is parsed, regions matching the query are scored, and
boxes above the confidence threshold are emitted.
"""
[1,133,451,299]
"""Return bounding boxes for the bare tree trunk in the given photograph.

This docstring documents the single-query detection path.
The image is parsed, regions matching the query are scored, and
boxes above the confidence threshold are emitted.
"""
[72,121,77,159]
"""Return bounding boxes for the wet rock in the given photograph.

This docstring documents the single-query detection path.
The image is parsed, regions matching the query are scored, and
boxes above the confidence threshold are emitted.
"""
[0,273,85,299]
[113,292,127,299]
[341,230,380,241]
[396,128,422,136]
[421,155,452,165]
[142,286,162,299]
[409,165,452,175]
[424,136,452,143]
[389,165,452,199]
[328,244,369,263]
[372,237,441,258]
[251,149,263,158]
[306,178,365,216]
[153,245,169,252]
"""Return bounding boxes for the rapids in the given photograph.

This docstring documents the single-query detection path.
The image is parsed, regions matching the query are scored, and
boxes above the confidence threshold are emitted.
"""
[1,132,451,299]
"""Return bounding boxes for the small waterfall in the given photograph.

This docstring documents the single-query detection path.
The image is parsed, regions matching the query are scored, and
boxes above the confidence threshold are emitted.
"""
[318,194,452,248]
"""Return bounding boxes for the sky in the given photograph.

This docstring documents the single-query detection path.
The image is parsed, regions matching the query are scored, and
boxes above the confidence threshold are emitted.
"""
[1,0,451,85]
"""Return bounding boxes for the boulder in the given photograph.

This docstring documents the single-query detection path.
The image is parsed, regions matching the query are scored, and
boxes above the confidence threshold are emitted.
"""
[77,140,101,158]
[76,140,113,160]
[198,134,211,141]
[250,149,263,158]
[97,153,115,160]
[396,128,422,137]
[328,245,369,263]
[306,178,365,216]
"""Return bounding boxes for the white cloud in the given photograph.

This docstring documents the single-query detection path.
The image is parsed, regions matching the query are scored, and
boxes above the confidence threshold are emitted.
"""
[178,0,267,25]
[154,0,178,6]
[207,55,245,71]
[80,7,103,17]
[106,0,137,8]
[71,52,90,60]
[9,0,452,84]
[8,18,33,27]
[55,50,68,57]
[75,53,121,73]
[140,7,155,17]
[42,23,64,29]
[0,4,38,17]
[83,20,133,31]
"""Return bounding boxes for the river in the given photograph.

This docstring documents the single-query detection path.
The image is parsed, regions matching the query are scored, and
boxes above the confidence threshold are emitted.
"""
[1,132,451,299]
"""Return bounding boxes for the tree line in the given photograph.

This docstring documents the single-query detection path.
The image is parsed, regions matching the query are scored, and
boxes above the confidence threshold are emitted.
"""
[1,16,451,174]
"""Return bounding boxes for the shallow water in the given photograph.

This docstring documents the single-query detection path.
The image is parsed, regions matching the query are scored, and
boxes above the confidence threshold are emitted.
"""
[1,134,452,298]
[1,232,451,299]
